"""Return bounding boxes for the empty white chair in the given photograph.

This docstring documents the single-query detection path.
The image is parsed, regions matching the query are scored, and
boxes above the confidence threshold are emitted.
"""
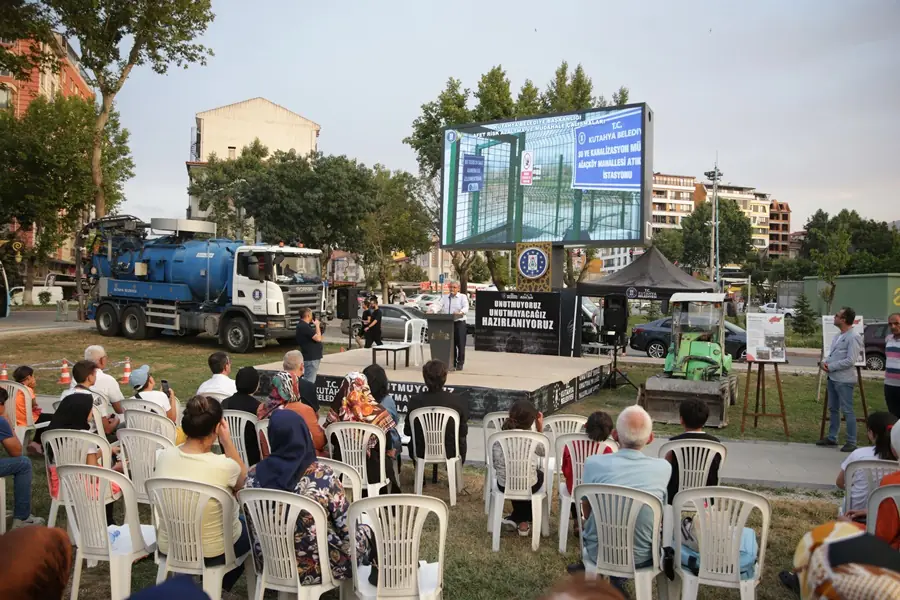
[239,488,348,600]
[841,459,900,515]
[347,495,448,600]
[325,422,388,497]
[409,406,463,506]
[146,477,256,599]
[120,398,165,416]
[575,483,672,600]
[0,380,50,444]
[58,465,156,600]
[317,457,364,502]
[542,414,588,505]
[125,410,177,443]
[116,429,175,505]
[555,434,615,553]
[866,484,900,535]
[404,318,428,366]
[482,411,509,514]
[672,486,771,600]
[486,430,550,552]
[222,410,259,466]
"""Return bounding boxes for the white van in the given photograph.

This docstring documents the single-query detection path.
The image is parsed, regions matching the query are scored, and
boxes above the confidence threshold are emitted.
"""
[9,285,65,306]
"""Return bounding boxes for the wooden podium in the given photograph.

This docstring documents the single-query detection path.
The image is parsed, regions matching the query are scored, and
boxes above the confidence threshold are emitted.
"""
[426,314,456,370]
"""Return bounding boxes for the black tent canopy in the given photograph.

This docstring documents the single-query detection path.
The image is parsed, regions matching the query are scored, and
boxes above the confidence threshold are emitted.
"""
[576,246,714,300]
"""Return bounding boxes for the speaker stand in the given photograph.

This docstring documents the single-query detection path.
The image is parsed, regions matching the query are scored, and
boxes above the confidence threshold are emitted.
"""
[600,342,637,390]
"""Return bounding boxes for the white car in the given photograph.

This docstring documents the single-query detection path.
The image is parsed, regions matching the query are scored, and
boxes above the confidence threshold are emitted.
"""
[759,302,796,317]
[416,294,442,311]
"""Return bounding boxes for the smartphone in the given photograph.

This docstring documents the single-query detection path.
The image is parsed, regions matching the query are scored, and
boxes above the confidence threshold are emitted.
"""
[161,379,170,396]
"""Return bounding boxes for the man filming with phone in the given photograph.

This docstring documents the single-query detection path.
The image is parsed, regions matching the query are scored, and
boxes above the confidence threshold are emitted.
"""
[129,365,178,423]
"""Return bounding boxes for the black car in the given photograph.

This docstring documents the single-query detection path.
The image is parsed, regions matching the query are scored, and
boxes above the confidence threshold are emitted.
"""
[863,321,888,371]
[629,317,747,361]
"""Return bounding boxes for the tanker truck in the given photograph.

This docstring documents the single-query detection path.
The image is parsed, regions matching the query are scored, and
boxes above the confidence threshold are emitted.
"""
[83,215,326,353]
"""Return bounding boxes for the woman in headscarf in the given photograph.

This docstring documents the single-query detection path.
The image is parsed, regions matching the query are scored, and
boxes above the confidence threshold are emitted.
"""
[0,526,72,600]
[324,371,401,493]
[257,371,326,456]
[245,410,377,585]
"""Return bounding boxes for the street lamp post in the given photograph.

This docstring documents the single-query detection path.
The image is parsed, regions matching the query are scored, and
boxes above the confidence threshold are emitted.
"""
[704,163,723,292]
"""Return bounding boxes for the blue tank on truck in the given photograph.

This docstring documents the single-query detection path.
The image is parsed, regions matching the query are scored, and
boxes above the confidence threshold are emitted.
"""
[84,216,326,353]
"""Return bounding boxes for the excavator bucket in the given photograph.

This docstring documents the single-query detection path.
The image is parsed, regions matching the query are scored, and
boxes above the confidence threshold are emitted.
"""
[637,374,738,428]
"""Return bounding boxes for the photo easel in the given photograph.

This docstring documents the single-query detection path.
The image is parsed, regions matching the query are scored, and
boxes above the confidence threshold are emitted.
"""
[818,365,869,439]
[740,361,790,440]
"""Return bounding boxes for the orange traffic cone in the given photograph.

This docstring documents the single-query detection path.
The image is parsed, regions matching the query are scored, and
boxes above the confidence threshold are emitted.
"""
[0,363,8,381]
[340,347,346,352]
[58,360,71,385]
[119,357,132,384]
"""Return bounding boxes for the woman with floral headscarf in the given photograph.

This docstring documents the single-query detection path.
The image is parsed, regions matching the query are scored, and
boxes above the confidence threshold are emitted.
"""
[257,371,326,456]
[325,372,401,493]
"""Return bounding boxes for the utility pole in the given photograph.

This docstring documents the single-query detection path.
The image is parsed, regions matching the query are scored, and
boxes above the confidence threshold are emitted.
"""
[704,162,723,291]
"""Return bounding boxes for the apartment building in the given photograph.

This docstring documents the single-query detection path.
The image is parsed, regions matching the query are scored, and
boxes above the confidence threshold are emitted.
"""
[768,200,791,258]
[186,97,321,223]
[705,183,770,252]
[651,173,697,234]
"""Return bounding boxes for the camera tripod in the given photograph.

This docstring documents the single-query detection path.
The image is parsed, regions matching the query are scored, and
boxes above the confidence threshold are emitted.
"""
[600,337,637,390]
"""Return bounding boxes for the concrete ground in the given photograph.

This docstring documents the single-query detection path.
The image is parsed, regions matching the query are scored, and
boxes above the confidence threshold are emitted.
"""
[0,310,92,337]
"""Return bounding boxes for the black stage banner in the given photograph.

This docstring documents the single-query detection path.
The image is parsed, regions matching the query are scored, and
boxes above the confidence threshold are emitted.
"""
[475,291,561,355]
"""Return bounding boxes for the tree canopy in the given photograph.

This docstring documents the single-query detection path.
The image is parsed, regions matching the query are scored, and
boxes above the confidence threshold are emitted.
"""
[0,1,56,80]
[681,199,752,269]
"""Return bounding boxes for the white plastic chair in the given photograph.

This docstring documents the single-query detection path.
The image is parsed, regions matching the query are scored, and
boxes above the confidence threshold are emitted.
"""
[125,410,177,443]
[223,410,259,466]
[841,459,900,515]
[317,457,364,502]
[658,440,728,494]
[409,406,463,506]
[239,488,347,600]
[146,477,256,599]
[575,483,673,600]
[542,414,588,504]
[58,465,156,600]
[482,411,509,514]
[347,494,448,600]
[0,380,49,444]
[121,398,165,416]
[404,318,428,366]
[555,434,616,553]
[325,422,388,497]
[866,484,900,535]
[116,429,175,505]
[255,419,270,456]
[672,486,771,600]
[486,430,550,552]
[201,391,231,401]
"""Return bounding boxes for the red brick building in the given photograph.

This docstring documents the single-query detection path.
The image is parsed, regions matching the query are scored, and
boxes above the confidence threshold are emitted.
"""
[768,200,792,258]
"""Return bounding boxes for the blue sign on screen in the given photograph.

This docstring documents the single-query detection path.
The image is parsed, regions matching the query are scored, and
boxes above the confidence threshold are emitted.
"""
[572,109,643,192]
[461,154,485,193]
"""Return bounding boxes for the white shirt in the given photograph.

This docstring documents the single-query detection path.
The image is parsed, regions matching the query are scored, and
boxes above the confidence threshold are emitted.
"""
[69,368,124,413]
[841,446,879,512]
[132,390,172,413]
[61,384,108,414]
[439,293,469,322]
[197,374,237,398]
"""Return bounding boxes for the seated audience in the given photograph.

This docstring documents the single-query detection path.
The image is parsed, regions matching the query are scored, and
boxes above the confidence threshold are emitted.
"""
[491,399,545,537]
[12,365,53,454]
[129,364,178,423]
[154,395,249,592]
[258,372,326,456]
[80,345,125,414]
[196,351,237,398]
[575,405,671,590]
[0,526,71,599]
[282,350,319,411]
[59,360,118,435]
[222,366,263,466]
[325,372,400,493]
[404,359,469,463]
[837,411,896,514]
[873,424,900,549]
[245,410,377,585]
[0,389,46,527]
[664,398,722,503]
[561,411,615,534]
[362,364,401,457]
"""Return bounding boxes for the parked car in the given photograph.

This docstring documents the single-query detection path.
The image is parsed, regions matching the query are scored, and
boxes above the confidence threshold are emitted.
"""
[863,321,888,371]
[415,294,442,312]
[759,302,797,318]
[629,317,747,361]
[10,285,65,306]
[340,303,428,341]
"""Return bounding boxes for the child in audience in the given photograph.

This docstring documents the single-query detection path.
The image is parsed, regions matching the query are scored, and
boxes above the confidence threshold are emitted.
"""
[491,399,545,537]
[560,411,615,534]
[12,365,53,455]
[664,398,722,503]
[837,411,897,515]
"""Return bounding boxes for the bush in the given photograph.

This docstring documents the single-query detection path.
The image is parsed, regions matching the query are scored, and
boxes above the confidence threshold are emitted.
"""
[37,290,52,305]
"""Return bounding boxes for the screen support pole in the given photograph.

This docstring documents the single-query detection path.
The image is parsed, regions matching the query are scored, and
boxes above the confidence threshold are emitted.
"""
[551,245,565,291]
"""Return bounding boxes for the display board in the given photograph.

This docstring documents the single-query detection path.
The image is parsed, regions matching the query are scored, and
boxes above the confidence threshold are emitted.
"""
[822,316,866,367]
[441,104,653,248]
[475,291,561,355]
[745,313,787,363]
[515,242,552,292]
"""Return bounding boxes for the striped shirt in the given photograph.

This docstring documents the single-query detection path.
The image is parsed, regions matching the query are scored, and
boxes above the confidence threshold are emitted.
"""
[886,333,900,387]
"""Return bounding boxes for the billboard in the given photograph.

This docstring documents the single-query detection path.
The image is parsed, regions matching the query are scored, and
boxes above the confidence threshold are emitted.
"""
[441,103,653,249]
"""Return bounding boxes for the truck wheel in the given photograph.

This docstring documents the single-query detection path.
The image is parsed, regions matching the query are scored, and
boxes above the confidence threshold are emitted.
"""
[121,306,148,340]
[223,317,252,353]
[96,304,119,337]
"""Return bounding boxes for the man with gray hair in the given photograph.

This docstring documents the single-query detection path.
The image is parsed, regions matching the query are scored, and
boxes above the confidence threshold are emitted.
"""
[282,350,319,411]
[573,405,671,587]
[884,312,900,418]
[77,345,125,415]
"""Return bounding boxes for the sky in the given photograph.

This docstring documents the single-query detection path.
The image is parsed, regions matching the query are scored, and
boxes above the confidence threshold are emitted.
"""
[115,0,900,230]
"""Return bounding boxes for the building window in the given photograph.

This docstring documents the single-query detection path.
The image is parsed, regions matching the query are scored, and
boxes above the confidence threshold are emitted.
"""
[0,88,12,110]
[228,146,236,160]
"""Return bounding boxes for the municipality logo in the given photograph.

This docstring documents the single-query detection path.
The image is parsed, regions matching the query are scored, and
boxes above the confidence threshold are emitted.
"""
[445,130,458,143]
[252,289,262,301]
[518,247,549,279]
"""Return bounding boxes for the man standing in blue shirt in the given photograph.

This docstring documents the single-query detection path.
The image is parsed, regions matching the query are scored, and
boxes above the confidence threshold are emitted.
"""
[0,388,46,528]
[817,306,865,452]
[573,405,670,589]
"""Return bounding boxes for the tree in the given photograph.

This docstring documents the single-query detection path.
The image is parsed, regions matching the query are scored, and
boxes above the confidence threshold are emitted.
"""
[651,229,683,263]
[468,253,491,283]
[515,80,542,116]
[681,199,752,269]
[791,293,818,335]
[472,65,514,122]
[0,95,133,304]
[404,77,471,181]
[810,227,851,314]
[0,1,55,80]
[48,0,214,217]
[396,262,427,282]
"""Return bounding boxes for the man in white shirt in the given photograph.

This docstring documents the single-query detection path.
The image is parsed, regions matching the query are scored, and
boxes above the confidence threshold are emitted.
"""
[197,351,237,398]
[438,282,470,371]
[73,345,125,415]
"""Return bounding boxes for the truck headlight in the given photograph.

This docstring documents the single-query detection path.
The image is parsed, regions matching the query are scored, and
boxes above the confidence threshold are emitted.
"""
[267,321,286,329]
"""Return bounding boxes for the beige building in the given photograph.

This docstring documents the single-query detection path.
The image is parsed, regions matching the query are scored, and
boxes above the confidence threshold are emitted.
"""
[186,97,320,221]
[705,183,770,252]
[651,173,697,234]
